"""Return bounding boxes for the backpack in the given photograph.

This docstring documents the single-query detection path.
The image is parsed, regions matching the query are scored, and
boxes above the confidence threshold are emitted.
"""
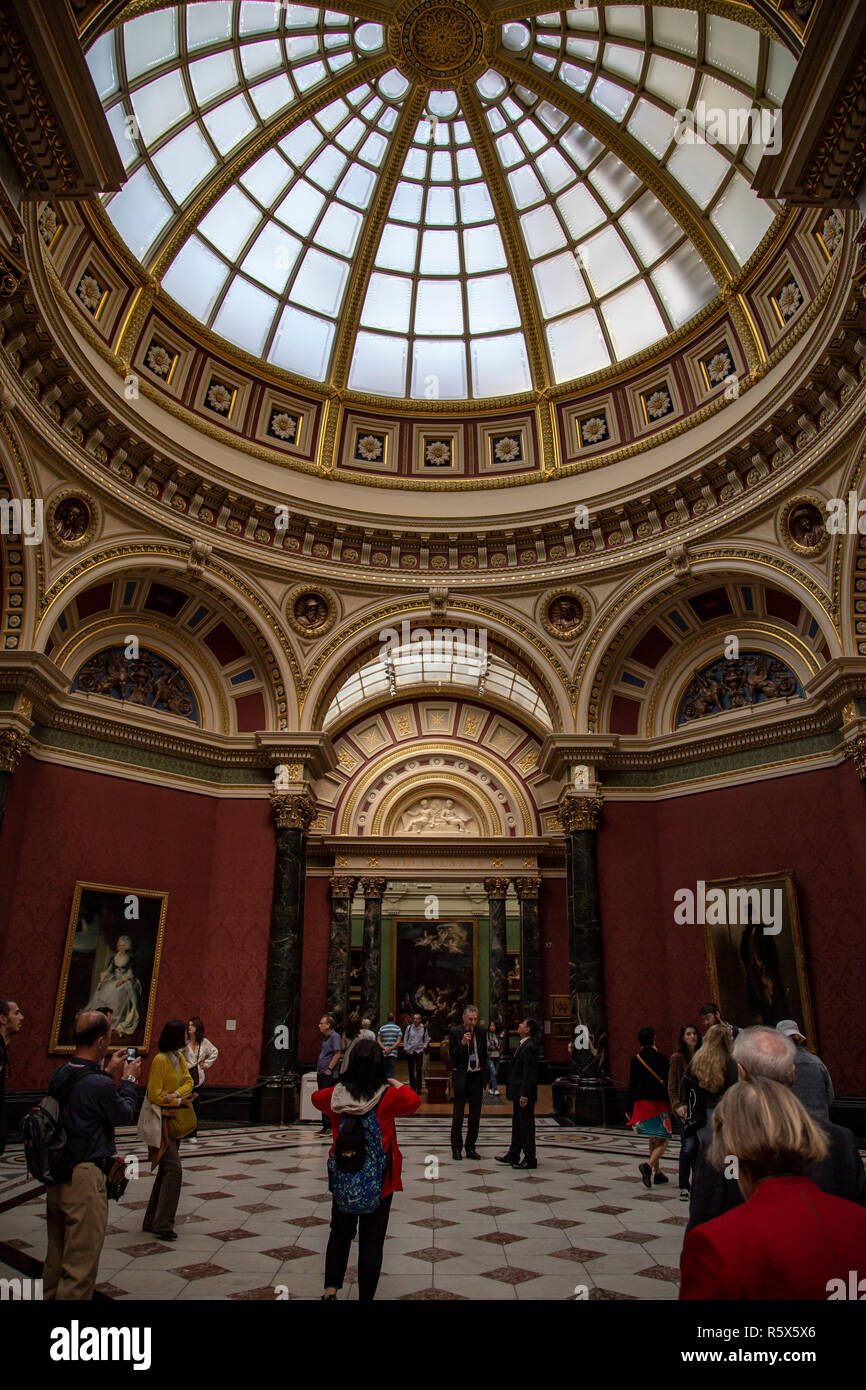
[22,1067,89,1186]
[327,1097,389,1214]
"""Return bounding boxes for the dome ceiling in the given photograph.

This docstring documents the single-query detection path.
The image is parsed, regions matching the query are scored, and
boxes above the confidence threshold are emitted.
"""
[86,1,794,404]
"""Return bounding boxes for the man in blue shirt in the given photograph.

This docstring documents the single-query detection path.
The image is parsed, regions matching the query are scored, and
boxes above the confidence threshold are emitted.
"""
[316,1015,341,1133]
[377,1014,403,1080]
[44,1010,140,1300]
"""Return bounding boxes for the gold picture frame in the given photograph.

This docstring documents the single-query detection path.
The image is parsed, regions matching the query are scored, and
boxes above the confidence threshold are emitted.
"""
[549,993,571,1019]
[702,870,816,1046]
[50,881,168,1054]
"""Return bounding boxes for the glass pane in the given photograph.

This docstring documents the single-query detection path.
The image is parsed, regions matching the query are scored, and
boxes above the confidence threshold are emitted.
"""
[470,333,531,396]
[203,94,257,154]
[315,201,362,256]
[651,7,698,58]
[241,149,292,206]
[547,309,610,382]
[463,223,506,272]
[87,33,118,101]
[459,182,495,224]
[533,251,590,318]
[601,280,666,357]
[124,10,178,82]
[509,165,546,210]
[589,154,642,211]
[411,339,467,398]
[163,236,229,319]
[241,223,300,291]
[190,51,238,104]
[269,305,335,380]
[240,39,283,80]
[710,172,775,264]
[520,205,568,259]
[361,274,412,332]
[706,15,759,87]
[603,43,643,83]
[666,140,729,210]
[426,186,457,225]
[132,73,190,145]
[415,280,464,335]
[376,223,418,272]
[275,179,326,236]
[153,125,216,204]
[200,186,261,257]
[290,247,349,316]
[419,230,460,274]
[645,55,694,109]
[556,183,605,240]
[582,225,638,295]
[213,277,279,355]
[651,244,716,326]
[590,76,632,122]
[627,99,676,158]
[106,167,172,261]
[349,331,408,394]
[619,192,680,266]
[187,3,232,50]
[467,273,521,333]
[250,74,294,120]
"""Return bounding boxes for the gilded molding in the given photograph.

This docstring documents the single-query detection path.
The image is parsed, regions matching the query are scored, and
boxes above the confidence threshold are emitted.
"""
[360,876,388,899]
[845,734,866,781]
[513,874,542,899]
[0,728,31,772]
[270,789,317,830]
[483,876,510,898]
[558,790,603,833]
[329,875,358,898]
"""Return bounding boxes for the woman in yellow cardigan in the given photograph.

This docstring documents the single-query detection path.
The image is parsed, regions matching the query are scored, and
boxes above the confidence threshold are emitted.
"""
[140,1019,197,1241]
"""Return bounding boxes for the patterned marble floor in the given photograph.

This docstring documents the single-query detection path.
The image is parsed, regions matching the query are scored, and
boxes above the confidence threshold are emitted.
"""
[0,1119,691,1300]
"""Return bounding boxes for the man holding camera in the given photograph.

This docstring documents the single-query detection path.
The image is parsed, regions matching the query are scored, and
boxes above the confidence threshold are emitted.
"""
[449,1004,488,1160]
[44,1010,140,1300]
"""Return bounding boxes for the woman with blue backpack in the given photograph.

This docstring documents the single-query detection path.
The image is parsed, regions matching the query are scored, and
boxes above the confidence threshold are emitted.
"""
[313,1036,420,1301]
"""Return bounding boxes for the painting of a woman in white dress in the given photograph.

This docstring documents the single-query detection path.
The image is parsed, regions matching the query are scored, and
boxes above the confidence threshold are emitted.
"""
[85,934,142,1036]
[51,883,168,1052]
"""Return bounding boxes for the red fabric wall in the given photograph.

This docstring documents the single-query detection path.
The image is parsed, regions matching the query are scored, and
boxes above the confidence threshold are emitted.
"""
[541,876,569,1064]
[599,762,866,1096]
[0,759,274,1090]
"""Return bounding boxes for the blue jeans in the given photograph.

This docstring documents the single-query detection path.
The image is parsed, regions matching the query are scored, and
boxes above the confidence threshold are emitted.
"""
[383,1054,397,1079]
[487,1058,499,1092]
[672,1113,697,1188]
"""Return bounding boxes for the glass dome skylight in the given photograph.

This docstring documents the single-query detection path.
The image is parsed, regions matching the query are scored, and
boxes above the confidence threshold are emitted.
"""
[87,3,794,401]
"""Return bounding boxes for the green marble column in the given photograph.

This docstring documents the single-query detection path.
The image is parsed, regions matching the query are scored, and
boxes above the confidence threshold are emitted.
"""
[484,876,510,1045]
[326,875,357,1027]
[259,790,316,1087]
[360,877,388,1022]
[514,875,543,1036]
[560,791,607,1081]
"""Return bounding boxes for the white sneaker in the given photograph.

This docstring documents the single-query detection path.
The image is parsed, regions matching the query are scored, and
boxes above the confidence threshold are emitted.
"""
[188,1136,198,1144]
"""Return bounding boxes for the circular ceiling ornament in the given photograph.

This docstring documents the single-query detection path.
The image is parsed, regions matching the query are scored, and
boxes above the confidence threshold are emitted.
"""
[539,589,589,643]
[391,0,488,84]
[777,494,829,558]
[286,585,337,639]
[46,488,99,552]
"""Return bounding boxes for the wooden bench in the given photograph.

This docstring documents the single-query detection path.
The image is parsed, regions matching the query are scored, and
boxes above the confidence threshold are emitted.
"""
[425,1075,449,1103]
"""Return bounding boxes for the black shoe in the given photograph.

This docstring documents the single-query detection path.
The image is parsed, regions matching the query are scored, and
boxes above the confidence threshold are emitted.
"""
[465,1149,481,1161]
[494,1153,517,1164]
[653,1171,669,1185]
[639,1162,653,1188]
[451,1148,463,1160]
[153,1230,177,1241]
[511,1159,537,1169]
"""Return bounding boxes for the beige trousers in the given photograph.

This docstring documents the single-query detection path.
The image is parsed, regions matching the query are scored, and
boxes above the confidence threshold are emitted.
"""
[43,1162,108,1301]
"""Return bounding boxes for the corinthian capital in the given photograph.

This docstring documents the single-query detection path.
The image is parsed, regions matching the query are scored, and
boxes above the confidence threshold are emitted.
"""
[845,734,866,782]
[558,788,603,832]
[513,875,542,900]
[330,875,358,899]
[360,876,388,899]
[0,729,30,773]
[269,789,317,830]
[483,877,510,899]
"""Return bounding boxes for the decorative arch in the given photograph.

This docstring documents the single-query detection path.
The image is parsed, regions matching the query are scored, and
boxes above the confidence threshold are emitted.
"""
[300,595,574,733]
[577,550,840,733]
[34,549,299,731]
[0,412,43,654]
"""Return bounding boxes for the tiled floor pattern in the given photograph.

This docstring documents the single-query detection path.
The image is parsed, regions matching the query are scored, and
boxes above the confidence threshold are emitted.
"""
[0,1120,690,1300]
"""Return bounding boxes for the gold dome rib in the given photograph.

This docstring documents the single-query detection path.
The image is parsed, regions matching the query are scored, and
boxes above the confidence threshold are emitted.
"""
[147,53,392,280]
[490,1,783,44]
[460,84,549,392]
[330,84,428,390]
[493,48,736,288]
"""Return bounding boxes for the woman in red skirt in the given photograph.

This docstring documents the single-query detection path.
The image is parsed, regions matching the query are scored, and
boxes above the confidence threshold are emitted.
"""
[626,1026,671,1187]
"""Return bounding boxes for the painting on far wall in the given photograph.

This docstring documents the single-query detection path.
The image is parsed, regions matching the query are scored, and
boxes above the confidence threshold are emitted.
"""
[50,882,168,1053]
[702,871,816,1045]
[393,918,476,1043]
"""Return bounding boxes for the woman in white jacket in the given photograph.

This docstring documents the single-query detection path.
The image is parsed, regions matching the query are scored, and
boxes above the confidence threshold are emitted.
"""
[183,1017,218,1143]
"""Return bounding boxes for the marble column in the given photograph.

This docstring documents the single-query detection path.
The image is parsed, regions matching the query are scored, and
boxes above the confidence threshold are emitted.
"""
[0,730,30,839]
[484,876,510,1043]
[259,789,316,1084]
[360,877,388,1022]
[514,875,543,1032]
[560,790,606,1081]
[326,875,357,1026]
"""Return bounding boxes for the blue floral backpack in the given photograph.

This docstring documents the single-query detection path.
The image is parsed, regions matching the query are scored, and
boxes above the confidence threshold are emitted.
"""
[328,1095,389,1214]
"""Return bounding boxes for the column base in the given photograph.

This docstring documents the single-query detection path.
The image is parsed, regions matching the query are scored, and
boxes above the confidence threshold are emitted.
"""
[254,1075,300,1125]
[551,1075,619,1127]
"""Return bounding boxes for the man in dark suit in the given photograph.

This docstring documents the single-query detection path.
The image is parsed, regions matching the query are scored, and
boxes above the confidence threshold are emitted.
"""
[686,1024,865,1234]
[449,1004,487,1160]
[495,1017,539,1170]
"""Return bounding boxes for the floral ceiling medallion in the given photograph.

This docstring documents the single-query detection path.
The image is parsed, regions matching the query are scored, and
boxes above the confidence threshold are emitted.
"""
[391,0,489,83]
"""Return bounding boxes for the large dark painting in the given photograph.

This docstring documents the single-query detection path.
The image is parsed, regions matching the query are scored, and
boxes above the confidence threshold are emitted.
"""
[393,918,476,1042]
[50,882,168,1053]
[703,871,815,1044]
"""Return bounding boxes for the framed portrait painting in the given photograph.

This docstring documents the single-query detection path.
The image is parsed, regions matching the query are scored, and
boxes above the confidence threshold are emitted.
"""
[702,870,816,1046]
[50,882,168,1053]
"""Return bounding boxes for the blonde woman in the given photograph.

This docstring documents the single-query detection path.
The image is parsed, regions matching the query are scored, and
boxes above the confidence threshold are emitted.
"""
[682,1023,738,1147]
[680,1078,866,1299]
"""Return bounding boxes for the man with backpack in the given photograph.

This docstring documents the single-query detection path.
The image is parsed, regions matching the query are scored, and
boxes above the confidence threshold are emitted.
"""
[38,1010,140,1299]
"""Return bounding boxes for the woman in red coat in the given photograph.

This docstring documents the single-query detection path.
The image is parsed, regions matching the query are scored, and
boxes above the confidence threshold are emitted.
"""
[680,1076,866,1300]
[313,1037,420,1301]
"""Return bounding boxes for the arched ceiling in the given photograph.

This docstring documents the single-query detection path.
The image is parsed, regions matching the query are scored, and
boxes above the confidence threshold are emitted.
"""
[86,1,794,402]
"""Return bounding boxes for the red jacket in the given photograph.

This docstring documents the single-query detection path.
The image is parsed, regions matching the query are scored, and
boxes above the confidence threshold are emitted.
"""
[312,1081,420,1198]
[680,1174,866,1300]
